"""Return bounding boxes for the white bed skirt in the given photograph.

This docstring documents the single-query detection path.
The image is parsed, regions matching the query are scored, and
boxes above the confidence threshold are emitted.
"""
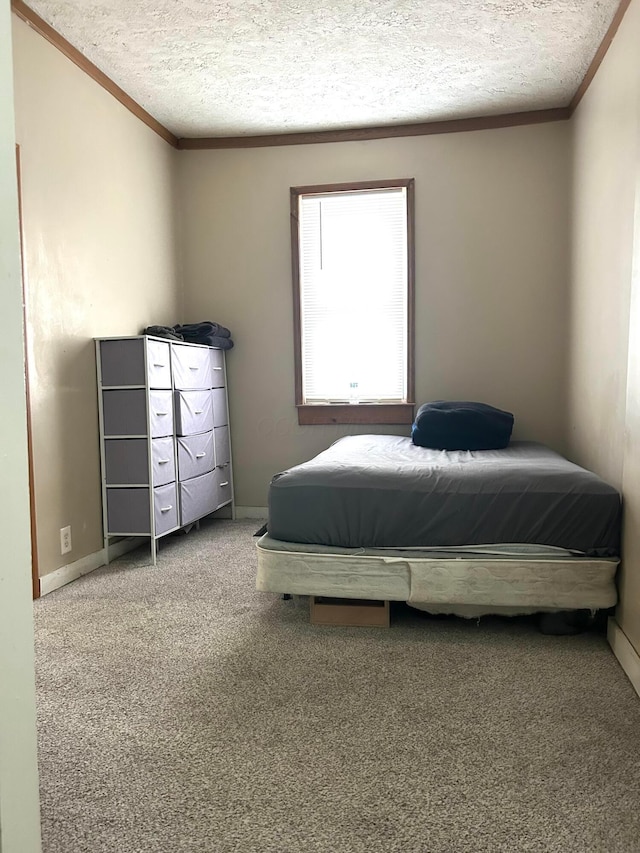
[256,535,618,618]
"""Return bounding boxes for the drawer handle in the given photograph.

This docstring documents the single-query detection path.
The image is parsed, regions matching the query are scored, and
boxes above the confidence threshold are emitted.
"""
[158,459,170,464]
[219,481,229,487]
[160,505,173,512]
[195,409,204,414]
[196,452,206,458]
[213,367,223,371]
[153,362,166,367]
[156,411,169,416]
[189,366,199,371]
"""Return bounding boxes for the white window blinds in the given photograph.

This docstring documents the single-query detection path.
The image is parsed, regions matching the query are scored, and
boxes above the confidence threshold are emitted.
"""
[298,186,409,404]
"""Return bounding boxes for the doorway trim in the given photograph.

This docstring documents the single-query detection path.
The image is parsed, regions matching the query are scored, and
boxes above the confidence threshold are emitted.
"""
[15,144,40,600]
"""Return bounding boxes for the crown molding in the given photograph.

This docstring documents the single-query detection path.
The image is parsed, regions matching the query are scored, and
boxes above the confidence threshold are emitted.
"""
[178,108,571,150]
[570,0,633,112]
[11,0,178,148]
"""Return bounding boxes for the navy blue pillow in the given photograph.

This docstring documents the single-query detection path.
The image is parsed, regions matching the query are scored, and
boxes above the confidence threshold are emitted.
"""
[411,401,514,451]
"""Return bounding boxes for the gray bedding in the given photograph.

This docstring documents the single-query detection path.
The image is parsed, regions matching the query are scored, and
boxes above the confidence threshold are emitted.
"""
[267,436,621,556]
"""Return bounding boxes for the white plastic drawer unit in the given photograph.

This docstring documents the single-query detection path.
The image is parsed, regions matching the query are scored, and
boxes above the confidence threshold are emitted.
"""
[174,390,214,436]
[179,470,217,526]
[95,335,233,563]
[177,431,215,481]
[210,348,225,388]
[172,343,211,390]
[99,338,171,389]
[102,389,174,437]
[104,436,175,486]
[107,483,178,536]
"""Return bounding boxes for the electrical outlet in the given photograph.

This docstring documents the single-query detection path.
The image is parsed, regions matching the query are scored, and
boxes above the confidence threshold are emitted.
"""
[60,526,72,555]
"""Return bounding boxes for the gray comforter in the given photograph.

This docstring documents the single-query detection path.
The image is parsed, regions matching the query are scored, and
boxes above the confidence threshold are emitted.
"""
[267,436,621,556]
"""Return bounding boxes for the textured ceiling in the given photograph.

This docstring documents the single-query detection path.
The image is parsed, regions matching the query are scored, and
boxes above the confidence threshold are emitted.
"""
[26,0,620,138]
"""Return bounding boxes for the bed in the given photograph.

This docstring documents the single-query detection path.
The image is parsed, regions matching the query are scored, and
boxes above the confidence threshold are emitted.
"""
[256,435,621,618]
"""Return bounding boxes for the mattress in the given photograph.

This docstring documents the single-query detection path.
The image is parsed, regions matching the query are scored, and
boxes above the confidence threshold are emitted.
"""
[256,535,619,617]
[268,436,621,555]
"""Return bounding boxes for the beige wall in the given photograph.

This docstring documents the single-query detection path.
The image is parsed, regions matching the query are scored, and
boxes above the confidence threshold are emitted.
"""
[569,0,640,654]
[12,18,180,577]
[178,123,571,506]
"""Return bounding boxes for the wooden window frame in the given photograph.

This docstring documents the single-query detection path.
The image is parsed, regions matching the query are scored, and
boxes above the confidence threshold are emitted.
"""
[290,178,415,425]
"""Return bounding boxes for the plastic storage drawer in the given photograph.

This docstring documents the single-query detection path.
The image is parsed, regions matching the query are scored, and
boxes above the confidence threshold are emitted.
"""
[99,338,171,389]
[214,465,232,508]
[174,390,213,435]
[212,388,228,427]
[210,349,225,388]
[213,426,230,466]
[172,343,211,390]
[104,436,175,486]
[177,432,215,481]
[179,470,217,525]
[106,483,178,535]
[102,389,174,437]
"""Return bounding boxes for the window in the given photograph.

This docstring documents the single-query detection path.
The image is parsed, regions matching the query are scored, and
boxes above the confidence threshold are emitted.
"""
[291,179,415,425]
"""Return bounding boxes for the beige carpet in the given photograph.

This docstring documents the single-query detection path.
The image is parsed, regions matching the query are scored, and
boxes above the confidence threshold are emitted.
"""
[34,519,640,853]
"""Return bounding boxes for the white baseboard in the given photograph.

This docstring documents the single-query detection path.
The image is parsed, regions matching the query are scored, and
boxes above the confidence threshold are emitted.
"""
[40,538,146,596]
[608,618,640,700]
[235,506,268,519]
